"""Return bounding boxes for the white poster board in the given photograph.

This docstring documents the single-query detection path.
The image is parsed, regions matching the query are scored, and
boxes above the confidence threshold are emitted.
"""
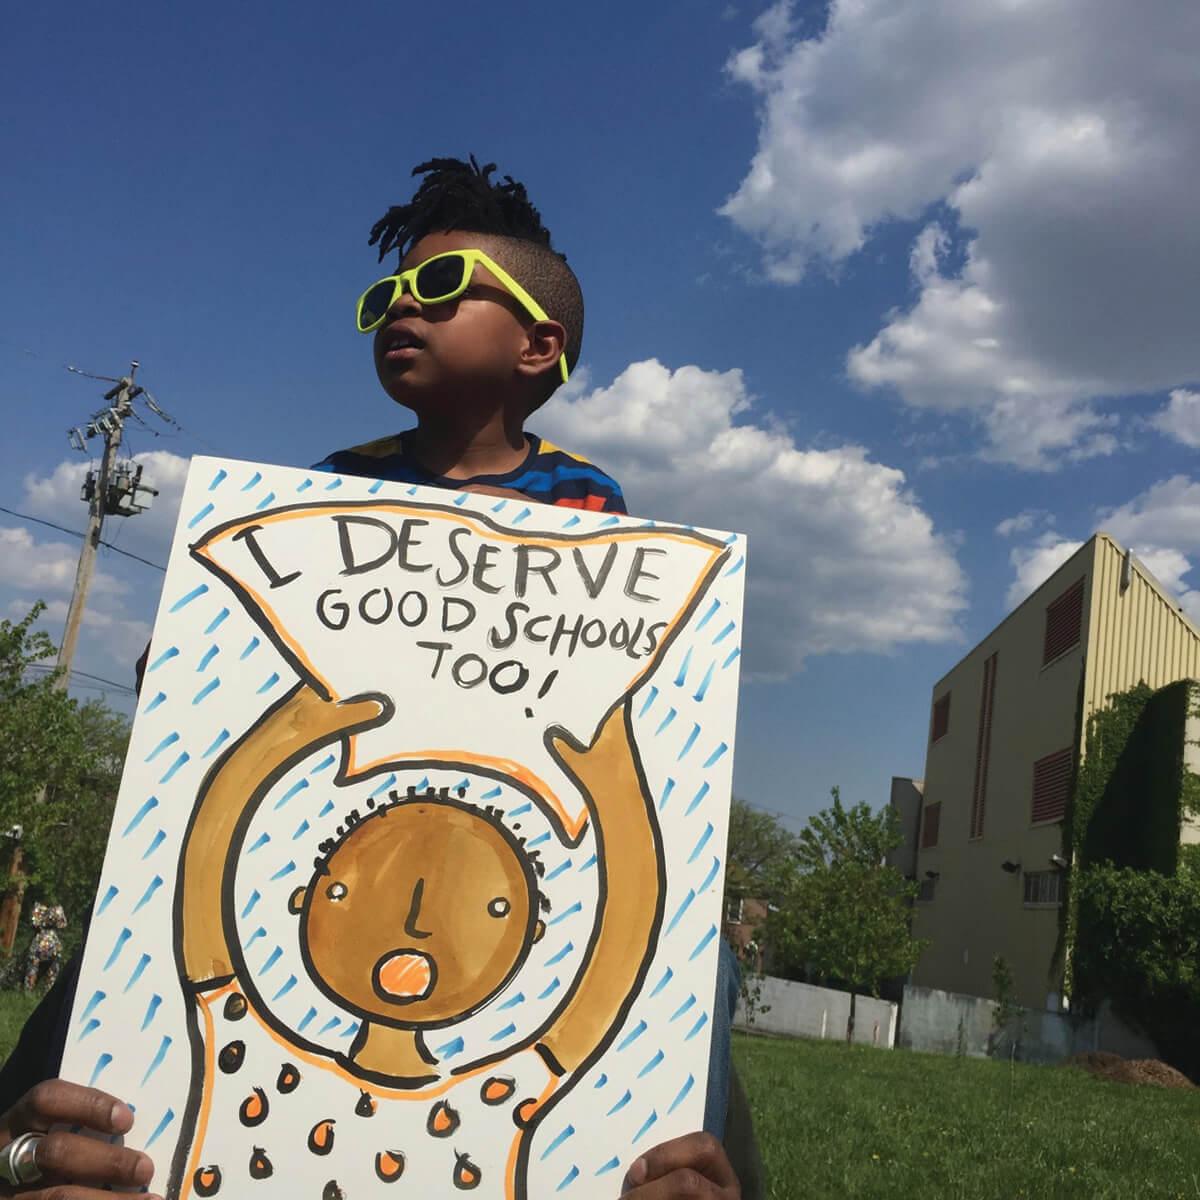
[61,456,747,1200]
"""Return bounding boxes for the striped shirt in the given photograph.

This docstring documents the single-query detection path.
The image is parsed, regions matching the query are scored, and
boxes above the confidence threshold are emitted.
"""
[312,431,627,513]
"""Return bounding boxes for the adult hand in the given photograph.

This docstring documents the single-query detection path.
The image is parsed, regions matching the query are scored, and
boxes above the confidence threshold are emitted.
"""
[621,1132,741,1198]
[0,1080,158,1198]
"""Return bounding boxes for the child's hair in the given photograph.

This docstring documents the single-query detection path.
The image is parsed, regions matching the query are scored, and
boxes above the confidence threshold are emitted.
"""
[368,156,584,396]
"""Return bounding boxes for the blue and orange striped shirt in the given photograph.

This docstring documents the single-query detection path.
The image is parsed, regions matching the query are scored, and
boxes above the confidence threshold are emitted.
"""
[313,431,627,514]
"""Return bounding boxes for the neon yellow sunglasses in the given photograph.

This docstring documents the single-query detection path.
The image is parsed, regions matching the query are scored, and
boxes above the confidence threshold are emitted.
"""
[355,248,569,384]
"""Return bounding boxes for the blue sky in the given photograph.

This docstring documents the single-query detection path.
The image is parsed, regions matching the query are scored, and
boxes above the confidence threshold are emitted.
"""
[4,0,1199,831]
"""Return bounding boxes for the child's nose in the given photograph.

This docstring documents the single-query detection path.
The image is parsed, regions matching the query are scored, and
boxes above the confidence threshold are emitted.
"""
[387,287,421,318]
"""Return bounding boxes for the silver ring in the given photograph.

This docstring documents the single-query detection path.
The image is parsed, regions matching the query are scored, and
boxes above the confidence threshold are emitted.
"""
[0,1131,44,1186]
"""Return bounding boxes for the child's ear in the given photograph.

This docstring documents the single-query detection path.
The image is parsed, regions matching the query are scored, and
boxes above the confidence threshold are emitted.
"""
[517,320,566,381]
[288,886,307,914]
[533,919,546,943]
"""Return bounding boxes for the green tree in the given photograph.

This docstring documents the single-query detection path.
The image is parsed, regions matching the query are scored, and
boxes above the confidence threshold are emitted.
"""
[768,787,925,1042]
[724,798,796,907]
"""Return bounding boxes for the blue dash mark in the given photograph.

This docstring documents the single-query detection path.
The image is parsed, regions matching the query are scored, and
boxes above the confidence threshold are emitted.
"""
[698,856,720,893]
[724,556,745,577]
[208,468,227,491]
[260,946,282,975]
[103,929,131,971]
[688,823,714,864]
[491,499,508,512]
[369,773,396,798]
[243,927,266,950]
[436,1036,465,1058]
[141,994,162,1032]
[693,663,715,702]
[122,796,158,837]
[638,685,659,718]
[490,1023,517,1042]
[187,503,214,529]
[81,990,106,1022]
[269,860,295,881]
[556,1165,579,1191]
[241,891,261,918]
[292,819,310,840]
[406,486,418,495]
[170,584,208,612]
[124,954,151,992]
[670,994,697,1022]
[712,621,736,645]
[689,925,718,961]
[132,875,163,914]
[453,492,469,506]
[193,677,220,705]
[144,691,166,713]
[606,1090,632,1116]
[600,515,620,526]
[498,992,525,1011]
[548,901,582,926]
[580,854,597,871]
[686,1012,710,1041]
[310,753,335,774]
[415,776,429,790]
[658,778,675,812]
[655,707,677,736]
[204,607,230,634]
[593,1074,608,1089]
[274,778,309,810]
[674,648,692,688]
[89,1053,113,1087]
[617,1020,647,1051]
[668,1074,695,1115]
[341,1021,359,1040]
[545,941,573,967]
[97,885,118,916]
[296,478,313,493]
[202,729,230,758]
[702,742,728,768]
[247,832,270,854]
[541,1125,575,1161]
[666,889,696,935]
[595,1157,620,1176]
[240,636,260,660]
[254,491,276,510]
[159,751,190,784]
[545,858,572,882]
[241,471,262,491]
[147,646,178,672]
[454,777,470,792]
[512,507,531,525]
[298,1007,317,1033]
[538,977,561,1000]
[481,786,502,800]
[141,1036,172,1085]
[632,1110,658,1143]
[695,598,720,632]
[562,514,581,528]
[144,1108,175,1149]
[318,800,334,817]
[638,1050,664,1078]
[257,672,280,694]
[723,647,741,669]
[368,479,384,494]
[197,645,218,672]
[272,975,297,1002]
[144,732,178,763]
[649,967,673,998]
[677,723,701,762]
[324,476,342,491]
[508,801,532,818]
[685,782,709,816]
[77,1018,100,1042]
[527,831,550,849]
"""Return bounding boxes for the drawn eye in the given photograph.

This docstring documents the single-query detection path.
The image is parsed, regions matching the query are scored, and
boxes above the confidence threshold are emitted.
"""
[326,882,348,902]
[487,897,510,918]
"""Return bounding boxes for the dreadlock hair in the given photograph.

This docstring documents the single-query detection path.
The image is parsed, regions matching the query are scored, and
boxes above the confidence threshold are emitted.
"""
[368,157,583,406]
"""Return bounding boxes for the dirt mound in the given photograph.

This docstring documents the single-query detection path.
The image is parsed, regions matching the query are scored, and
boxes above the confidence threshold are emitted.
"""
[1064,1051,1195,1089]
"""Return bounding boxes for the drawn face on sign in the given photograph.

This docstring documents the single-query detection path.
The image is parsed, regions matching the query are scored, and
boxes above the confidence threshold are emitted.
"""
[289,795,544,1027]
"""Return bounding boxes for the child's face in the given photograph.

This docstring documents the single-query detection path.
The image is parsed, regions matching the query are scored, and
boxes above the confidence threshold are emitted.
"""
[372,231,535,414]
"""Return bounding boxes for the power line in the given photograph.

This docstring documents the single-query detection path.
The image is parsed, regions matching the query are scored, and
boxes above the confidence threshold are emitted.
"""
[26,664,136,695]
[0,504,166,571]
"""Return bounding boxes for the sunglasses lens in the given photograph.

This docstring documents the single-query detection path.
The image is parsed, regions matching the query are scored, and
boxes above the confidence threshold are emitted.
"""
[414,254,469,303]
[359,280,397,331]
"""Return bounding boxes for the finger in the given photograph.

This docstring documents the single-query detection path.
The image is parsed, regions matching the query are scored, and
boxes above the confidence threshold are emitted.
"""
[30,1130,154,1189]
[621,1165,728,1199]
[3,1082,133,1139]
[622,1133,736,1193]
[14,1189,164,1200]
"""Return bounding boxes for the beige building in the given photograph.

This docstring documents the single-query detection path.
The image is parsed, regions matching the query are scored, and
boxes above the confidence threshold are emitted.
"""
[909,533,1200,1009]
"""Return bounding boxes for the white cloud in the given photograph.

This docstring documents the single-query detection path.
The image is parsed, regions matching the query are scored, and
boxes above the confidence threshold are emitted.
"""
[0,527,125,598]
[1006,534,1083,609]
[1152,389,1200,449]
[722,0,1200,467]
[537,359,967,677]
[995,510,1050,539]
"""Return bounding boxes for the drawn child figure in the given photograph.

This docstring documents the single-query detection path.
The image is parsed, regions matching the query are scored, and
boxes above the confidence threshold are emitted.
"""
[23,904,67,993]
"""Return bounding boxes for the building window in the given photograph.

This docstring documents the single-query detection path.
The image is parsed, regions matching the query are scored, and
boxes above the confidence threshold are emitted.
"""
[1031,747,1073,824]
[917,876,937,902]
[1023,870,1063,906]
[920,802,941,849]
[970,652,998,840]
[930,693,951,742]
[724,896,744,924]
[1043,578,1085,666]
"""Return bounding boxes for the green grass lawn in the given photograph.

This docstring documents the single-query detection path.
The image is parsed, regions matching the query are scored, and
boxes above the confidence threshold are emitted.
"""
[734,1031,1200,1199]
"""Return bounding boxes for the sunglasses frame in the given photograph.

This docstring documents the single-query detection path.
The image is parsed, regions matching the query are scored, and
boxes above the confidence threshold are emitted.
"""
[356,249,569,384]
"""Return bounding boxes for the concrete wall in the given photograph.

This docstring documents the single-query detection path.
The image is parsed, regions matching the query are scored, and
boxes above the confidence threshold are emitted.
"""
[733,975,898,1048]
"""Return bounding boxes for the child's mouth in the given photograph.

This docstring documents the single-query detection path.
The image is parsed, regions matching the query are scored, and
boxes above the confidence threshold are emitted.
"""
[373,949,436,1002]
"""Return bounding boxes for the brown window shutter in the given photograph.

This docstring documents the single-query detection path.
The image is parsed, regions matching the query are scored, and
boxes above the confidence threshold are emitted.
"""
[969,653,998,839]
[930,694,951,742]
[920,802,941,849]
[1043,579,1084,665]
[1031,747,1073,824]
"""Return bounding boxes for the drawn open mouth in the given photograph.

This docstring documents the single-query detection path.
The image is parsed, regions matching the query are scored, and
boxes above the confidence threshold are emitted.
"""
[372,949,437,1003]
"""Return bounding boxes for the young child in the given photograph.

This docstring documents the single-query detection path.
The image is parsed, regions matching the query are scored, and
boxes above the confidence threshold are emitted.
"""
[0,158,760,1200]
